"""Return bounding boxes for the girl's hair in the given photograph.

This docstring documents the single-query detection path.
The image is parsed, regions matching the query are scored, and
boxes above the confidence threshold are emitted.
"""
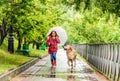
[49,30,58,37]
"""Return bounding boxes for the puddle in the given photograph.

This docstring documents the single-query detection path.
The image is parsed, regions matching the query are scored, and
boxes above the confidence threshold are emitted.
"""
[11,50,107,81]
[35,65,47,67]
[80,68,94,73]
[20,67,97,81]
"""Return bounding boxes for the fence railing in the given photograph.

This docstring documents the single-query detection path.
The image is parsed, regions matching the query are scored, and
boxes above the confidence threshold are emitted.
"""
[72,44,120,81]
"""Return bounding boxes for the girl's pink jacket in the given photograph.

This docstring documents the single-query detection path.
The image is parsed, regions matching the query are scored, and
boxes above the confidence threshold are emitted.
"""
[46,37,60,54]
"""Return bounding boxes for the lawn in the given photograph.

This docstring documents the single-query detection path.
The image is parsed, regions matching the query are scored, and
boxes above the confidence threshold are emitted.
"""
[0,49,33,75]
[0,38,48,75]
[29,44,48,57]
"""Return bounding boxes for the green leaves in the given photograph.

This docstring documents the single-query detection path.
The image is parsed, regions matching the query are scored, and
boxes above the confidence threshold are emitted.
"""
[0,0,120,45]
[62,5,120,44]
[61,0,120,16]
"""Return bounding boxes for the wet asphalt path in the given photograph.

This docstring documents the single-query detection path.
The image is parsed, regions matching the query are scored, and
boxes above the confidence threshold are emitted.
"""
[11,49,109,81]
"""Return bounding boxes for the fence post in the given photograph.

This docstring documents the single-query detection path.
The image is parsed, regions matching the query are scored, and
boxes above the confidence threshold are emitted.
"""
[116,44,120,81]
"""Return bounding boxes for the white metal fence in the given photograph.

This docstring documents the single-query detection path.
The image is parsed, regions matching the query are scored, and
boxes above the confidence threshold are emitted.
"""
[73,44,120,81]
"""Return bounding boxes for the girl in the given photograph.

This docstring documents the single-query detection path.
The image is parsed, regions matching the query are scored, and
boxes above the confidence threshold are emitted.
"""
[46,30,60,67]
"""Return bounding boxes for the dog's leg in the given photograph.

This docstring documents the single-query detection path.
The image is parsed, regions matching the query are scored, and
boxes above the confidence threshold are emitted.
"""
[74,60,76,67]
[67,60,70,66]
[74,57,76,67]
[71,60,73,69]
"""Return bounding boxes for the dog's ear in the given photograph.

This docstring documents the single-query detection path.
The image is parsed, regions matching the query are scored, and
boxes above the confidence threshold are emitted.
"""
[62,45,67,50]
[69,46,73,50]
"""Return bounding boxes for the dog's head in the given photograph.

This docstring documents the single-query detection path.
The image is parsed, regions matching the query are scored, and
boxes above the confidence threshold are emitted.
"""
[63,45,73,51]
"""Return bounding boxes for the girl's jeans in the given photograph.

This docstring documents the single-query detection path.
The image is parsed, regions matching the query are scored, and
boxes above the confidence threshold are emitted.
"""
[50,52,56,66]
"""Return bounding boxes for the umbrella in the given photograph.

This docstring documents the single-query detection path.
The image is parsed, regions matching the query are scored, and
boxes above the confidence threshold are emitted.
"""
[47,26,68,45]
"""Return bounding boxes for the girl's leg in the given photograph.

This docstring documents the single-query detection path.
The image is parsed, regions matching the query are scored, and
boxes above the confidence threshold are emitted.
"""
[50,54,54,66]
[53,52,56,66]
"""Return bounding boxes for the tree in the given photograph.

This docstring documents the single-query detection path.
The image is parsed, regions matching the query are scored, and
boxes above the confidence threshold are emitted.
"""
[0,0,67,51]
[61,0,120,16]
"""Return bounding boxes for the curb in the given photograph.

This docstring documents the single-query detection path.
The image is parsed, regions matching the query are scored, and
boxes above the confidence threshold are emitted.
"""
[39,54,48,59]
[0,54,48,81]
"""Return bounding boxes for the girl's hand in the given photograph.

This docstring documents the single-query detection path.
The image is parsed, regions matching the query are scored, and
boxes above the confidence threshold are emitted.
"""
[56,36,59,38]
[47,36,51,39]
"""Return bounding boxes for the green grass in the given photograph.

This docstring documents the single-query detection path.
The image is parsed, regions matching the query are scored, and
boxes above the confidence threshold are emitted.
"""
[0,49,32,75]
[30,49,48,57]
[29,45,48,57]
[0,38,48,75]
[15,44,48,57]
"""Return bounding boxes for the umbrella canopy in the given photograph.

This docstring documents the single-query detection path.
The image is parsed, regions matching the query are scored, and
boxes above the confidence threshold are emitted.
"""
[47,26,68,45]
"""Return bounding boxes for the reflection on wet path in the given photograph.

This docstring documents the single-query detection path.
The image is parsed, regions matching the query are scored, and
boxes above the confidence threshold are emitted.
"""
[11,49,106,81]
[50,67,56,78]
[67,68,76,81]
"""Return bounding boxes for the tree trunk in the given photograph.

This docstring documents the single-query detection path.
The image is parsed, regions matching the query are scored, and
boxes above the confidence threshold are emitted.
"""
[24,37,27,44]
[17,31,22,50]
[0,18,7,45]
[32,40,36,48]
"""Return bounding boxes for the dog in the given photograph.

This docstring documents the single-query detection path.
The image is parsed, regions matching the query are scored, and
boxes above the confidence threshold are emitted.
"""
[63,45,77,68]
[67,68,76,81]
